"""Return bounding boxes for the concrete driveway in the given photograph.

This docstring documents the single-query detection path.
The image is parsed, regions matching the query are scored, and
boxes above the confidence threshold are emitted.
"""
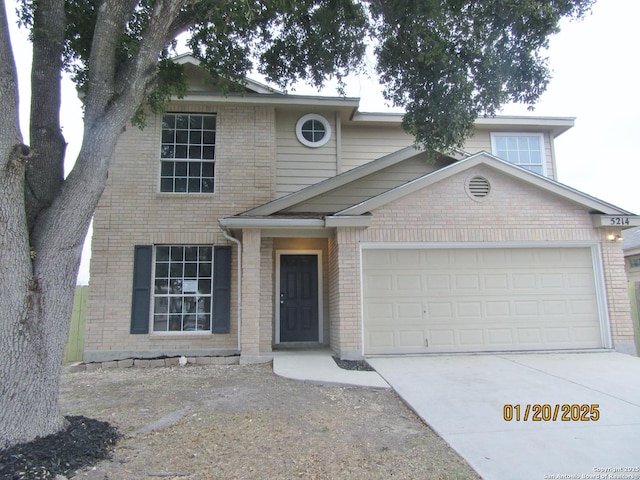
[367,352,640,480]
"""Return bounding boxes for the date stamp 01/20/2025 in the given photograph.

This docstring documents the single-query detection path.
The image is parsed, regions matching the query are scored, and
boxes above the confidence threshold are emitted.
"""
[503,404,600,422]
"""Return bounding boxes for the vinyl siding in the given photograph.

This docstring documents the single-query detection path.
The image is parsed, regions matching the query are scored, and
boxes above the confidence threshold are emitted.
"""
[285,153,445,213]
[276,109,338,197]
[340,125,415,172]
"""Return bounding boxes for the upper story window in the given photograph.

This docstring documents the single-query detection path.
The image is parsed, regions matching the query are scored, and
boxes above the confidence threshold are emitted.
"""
[491,133,545,175]
[160,114,216,193]
[296,114,331,148]
[630,256,640,269]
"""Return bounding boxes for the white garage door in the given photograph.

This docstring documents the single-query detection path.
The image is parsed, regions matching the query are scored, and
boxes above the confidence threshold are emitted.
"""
[362,247,604,354]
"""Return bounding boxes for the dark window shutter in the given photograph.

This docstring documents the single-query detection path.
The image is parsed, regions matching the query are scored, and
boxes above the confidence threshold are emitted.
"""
[130,245,152,334]
[212,245,232,333]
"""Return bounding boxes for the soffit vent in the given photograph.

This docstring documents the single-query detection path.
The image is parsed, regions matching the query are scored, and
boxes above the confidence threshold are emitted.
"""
[467,176,491,198]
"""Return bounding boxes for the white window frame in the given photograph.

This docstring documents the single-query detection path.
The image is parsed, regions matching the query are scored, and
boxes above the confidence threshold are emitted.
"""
[295,114,331,148]
[159,113,216,194]
[151,245,214,334]
[490,132,547,176]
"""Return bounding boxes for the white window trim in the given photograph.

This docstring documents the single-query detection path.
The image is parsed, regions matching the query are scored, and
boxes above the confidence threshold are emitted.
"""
[150,244,214,335]
[158,113,217,194]
[295,114,331,148]
[490,132,547,176]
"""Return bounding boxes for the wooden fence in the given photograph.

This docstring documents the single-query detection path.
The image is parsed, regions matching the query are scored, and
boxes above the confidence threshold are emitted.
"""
[64,285,88,363]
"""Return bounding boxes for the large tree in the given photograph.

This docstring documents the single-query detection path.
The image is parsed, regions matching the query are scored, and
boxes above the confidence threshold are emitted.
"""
[0,0,592,448]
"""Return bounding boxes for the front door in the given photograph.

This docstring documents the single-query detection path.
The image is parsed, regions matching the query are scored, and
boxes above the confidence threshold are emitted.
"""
[279,254,319,342]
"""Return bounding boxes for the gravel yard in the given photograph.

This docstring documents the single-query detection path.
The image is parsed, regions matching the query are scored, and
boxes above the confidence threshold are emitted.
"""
[17,362,481,479]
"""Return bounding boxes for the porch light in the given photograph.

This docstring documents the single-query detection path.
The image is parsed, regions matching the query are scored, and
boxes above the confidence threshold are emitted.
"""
[606,233,623,242]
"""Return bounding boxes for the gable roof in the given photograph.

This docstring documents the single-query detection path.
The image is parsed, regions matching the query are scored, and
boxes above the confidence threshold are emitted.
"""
[241,145,429,216]
[336,151,634,216]
[174,54,284,95]
[220,151,637,232]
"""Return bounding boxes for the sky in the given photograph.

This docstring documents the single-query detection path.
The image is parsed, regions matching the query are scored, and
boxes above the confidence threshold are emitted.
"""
[6,0,640,284]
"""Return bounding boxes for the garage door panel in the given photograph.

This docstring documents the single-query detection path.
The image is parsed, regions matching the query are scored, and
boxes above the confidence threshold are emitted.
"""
[397,302,423,319]
[517,329,543,344]
[487,329,513,345]
[431,330,455,347]
[427,303,453,319]
[542,300,567,315]
[398,330,425,348]
[426,275,452,290]
[455,274,480,289]
[486,301,510,317]
[397,274,422,291]
[363,247,604,354]
[484,274,509,289]
[456,302,482,317]
[368,331,395,349]
[546,328,570,343]
[459,329,484,346]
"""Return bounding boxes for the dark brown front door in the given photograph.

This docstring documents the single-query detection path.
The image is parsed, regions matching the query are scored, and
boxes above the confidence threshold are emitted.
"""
[279,255,319,342]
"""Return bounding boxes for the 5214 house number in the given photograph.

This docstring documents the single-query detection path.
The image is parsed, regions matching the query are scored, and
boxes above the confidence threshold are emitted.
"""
[610,217,630,226]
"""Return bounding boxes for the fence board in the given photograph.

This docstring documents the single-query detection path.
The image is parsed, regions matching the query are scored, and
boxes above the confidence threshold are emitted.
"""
[65,286,88,363]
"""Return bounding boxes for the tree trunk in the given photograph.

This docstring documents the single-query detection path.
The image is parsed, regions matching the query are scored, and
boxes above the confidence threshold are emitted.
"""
[1,0,184,449]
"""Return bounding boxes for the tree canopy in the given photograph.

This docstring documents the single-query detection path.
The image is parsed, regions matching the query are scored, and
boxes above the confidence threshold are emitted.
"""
[21,0,594,149]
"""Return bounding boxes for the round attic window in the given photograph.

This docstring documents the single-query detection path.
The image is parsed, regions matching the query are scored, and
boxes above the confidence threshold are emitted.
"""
[466,176,492,201]
[296,114,331,147]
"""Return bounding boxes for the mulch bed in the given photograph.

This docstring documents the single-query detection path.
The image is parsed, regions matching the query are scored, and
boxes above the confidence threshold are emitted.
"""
[332,355,375,371]
[0,416,121,480]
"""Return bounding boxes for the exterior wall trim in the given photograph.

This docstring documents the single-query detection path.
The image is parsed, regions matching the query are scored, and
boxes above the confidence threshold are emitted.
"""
[275,249,324,345]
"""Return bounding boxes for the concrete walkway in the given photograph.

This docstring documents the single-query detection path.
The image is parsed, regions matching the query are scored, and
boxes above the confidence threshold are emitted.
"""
[272,349,389,388]
[368,352,640,480]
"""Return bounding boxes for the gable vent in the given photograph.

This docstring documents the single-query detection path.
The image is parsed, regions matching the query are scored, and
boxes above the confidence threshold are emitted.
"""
[467,176,491,198]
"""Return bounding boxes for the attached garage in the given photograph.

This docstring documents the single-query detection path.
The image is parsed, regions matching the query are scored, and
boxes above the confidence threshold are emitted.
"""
[362,246,608,354]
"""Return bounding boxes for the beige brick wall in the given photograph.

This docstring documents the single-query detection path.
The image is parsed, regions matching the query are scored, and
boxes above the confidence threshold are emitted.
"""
[328,229,361,358]
[240,229,261,358]
[85,104,276,362]
[330,165,634,355]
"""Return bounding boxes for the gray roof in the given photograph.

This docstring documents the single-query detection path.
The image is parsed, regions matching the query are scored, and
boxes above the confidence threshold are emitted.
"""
[623,227,640,251]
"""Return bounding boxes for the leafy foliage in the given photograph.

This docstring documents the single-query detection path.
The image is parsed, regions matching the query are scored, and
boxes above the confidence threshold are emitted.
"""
[18,0,593,150]
[370,0,594,149]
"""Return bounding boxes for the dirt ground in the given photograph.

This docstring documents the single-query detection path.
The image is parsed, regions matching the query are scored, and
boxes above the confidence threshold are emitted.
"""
[59,362,481,480]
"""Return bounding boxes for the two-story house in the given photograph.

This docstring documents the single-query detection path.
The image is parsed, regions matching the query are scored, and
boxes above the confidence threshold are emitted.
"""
[83,55,638,364]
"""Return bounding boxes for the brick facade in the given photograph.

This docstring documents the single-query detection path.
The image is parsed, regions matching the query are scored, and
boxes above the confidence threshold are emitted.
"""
[84,104,276,362]
[85,94,635,362]
[326,165,635,356]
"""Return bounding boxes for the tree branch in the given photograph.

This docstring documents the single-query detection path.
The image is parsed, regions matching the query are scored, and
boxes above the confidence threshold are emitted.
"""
[0,0,22,162]
[25,0,67,234]
[84,0,139,126]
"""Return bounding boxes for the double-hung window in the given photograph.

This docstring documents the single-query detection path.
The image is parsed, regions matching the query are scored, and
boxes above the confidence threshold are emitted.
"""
[153,246,213,332]
[160,114,216,193]
[491,133,545,175]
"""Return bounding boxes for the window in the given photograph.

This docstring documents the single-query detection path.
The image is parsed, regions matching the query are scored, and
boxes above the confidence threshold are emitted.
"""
[152,246,212,332]
[491,133,545,175]
[160,114,216,193]
[296,114,331,147]
[630,256,640,269]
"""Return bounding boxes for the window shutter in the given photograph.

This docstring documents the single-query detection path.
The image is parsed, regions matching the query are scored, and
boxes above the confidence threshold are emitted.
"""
[212,245,232,333]
[130,245,152,334]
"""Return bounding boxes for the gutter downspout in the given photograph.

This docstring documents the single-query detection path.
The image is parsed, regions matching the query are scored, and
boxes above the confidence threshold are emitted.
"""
[221,226,242,353]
